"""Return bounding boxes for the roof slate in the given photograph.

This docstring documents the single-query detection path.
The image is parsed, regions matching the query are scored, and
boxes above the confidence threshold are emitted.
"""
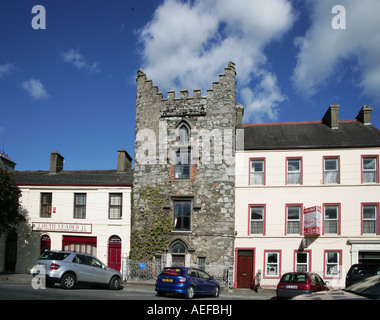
[243,121,380,150]
[13,169,133,187]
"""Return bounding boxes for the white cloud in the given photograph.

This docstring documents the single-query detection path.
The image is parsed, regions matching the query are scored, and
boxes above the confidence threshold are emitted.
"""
[292,0,380,102]
[0,63,16,79]
[61,48,100,74]
[138,0,295,122]
[21,78,49,100]
[241,71,287,123]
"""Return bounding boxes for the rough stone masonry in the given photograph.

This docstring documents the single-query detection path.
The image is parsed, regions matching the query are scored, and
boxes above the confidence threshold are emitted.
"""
[132,62,239,268]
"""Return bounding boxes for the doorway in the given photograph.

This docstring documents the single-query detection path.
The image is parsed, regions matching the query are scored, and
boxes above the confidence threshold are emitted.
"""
[5,231,17,273]
[170,241,187,267]
[108,235,122,271]
[40,234,51,255]
[236,249,254,288]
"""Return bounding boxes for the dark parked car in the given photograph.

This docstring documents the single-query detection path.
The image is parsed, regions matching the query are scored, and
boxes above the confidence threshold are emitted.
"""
[293,275,380,300]
[155,267,220,299]
[276,272,329,299]
[345,264,380,288]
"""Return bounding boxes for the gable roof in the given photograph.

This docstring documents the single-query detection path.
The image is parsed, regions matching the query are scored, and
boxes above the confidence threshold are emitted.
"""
[13,169,133,187]
[243,120,380,150]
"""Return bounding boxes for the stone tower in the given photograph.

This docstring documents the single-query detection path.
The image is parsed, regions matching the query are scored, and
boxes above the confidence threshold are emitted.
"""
[132,62,238,269]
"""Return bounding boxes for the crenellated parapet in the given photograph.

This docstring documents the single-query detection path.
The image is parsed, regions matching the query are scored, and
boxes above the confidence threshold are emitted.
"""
[136,61,236,119]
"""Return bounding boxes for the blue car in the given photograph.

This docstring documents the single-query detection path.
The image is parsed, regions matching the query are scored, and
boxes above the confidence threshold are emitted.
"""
[155,267,220,299]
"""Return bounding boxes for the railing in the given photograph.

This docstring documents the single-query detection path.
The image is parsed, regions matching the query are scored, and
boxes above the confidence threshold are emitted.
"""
[122,258,234,290]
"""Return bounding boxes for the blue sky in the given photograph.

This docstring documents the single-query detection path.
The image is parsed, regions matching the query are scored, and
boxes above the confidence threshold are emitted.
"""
[1,0,380,171]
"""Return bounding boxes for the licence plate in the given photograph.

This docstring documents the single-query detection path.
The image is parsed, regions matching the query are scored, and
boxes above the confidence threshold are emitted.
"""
[162,278,173,282]
[286,285,298,289]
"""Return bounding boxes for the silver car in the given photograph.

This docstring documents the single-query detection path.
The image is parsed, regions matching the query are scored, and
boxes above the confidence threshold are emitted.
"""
[34,251,122,290]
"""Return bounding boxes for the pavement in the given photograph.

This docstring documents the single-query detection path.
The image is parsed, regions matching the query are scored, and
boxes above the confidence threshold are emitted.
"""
[0,273,276,299]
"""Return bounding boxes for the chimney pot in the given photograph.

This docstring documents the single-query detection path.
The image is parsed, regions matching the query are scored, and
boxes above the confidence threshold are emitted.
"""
[50,152,64,174]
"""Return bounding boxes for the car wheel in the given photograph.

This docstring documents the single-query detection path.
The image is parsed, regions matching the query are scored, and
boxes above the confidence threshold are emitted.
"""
[185,286,195,299]
[212,286,220,298]
[109,276,121,290]
[60,273,76,289]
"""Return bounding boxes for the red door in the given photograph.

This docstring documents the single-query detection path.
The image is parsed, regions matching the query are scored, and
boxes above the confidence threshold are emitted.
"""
[237,250,254,288]
[108,236,121,271]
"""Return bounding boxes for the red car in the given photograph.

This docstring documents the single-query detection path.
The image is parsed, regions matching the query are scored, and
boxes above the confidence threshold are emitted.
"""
[276,272,329,299]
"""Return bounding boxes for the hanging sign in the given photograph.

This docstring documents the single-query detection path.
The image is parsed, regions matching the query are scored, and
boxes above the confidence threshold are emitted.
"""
[304,206,321,236]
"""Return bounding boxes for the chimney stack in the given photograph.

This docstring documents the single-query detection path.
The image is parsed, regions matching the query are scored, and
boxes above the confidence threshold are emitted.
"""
[50,151,64,174]
[236,104,244,129]
[117,149,132,173]
[322,104,340,129]
[356,105,373,125]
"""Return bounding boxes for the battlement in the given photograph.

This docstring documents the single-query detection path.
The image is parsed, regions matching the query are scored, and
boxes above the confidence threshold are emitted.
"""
[136,61,236,118]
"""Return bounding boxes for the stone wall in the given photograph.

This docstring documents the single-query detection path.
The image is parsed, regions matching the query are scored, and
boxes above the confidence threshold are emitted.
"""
[132,62,238,267]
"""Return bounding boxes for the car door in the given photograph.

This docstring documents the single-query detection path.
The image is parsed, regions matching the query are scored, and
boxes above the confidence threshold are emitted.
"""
[87,256,108,284]
[187,269,203,293]
[72,254,93,282]
[197,270,214,294]
[314,273,328,291]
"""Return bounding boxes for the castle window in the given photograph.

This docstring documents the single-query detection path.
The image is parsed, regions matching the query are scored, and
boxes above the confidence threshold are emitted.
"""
[173,200,191,231]
[174,149,190,179]
[174,123,191,180]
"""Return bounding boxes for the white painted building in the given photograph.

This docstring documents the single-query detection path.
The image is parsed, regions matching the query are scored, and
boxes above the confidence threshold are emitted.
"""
[235,105,380,289]
[0,150,132,275]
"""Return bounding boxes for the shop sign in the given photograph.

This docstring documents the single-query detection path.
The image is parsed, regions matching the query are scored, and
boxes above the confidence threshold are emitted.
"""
[32,222,92,234]
[304,206,321,236]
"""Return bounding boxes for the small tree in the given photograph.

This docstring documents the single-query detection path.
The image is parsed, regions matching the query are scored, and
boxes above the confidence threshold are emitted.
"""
[0,169,25,236]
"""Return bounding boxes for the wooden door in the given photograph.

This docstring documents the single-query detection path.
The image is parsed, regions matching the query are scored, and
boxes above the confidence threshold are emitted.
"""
[108,236,122,271]
[237,250,254,288]
[5,232,17,273]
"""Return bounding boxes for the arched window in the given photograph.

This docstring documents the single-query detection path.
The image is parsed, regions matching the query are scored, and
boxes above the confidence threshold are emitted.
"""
[171,241,186,254]
[179,125,189,144]
[40,234,51,254]
[170,240,187,267]
[174,122,191,179]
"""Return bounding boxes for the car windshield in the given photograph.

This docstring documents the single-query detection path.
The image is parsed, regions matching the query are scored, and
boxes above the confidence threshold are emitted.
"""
[346,275,380,299]
[349,266,380,277]
[161,268,183,276]
[39,251,70,261]
[280,273,308,283]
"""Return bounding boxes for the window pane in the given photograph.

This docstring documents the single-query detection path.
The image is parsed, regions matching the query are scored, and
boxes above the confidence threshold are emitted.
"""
[251,207,263,220]
[75,194,86,205]
[288,160,300,172]
[179,125,189,144]
[110,194,122,206]
[174,201,191,231]
[252,161,263,172]
[325,206,337,219]
[325,159,337,171]
[363,157,377,183]
[363,206,376,219]
[363,158,376,170]
[287,207,300,219]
